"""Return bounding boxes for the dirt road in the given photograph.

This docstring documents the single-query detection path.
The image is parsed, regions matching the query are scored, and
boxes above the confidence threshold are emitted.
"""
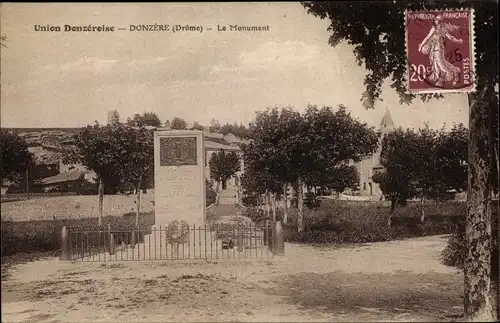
[2,235,465,322]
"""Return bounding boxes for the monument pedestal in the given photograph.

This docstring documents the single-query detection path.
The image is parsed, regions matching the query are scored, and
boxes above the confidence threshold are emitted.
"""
[154,130,206,226]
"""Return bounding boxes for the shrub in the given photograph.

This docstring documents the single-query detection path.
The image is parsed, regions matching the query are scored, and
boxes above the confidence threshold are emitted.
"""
[304,192,321,209]
[206,180,217,206]
[284,200,462,244]
[241,194,259,207]
[441,201,498,281]
[1,211,155,257]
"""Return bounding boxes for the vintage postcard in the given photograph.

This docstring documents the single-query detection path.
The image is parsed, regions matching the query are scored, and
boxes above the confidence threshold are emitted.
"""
[1,2,498,323]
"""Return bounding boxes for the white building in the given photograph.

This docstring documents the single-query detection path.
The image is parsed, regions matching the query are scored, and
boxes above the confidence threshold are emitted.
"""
[346,109,396,199]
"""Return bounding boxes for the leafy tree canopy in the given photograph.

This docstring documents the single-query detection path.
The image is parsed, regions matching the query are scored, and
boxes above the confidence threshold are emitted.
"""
[208,150,241,187]
[246,105,379,194]
[191,121,204,131]
[64,122,154,193]
[373,124,469,210]
[209,118,222,133]
[171,117,188,130]
[0,129,34,183]
[221,122,253,139]
[126,111,162,128]
[109,110,120,125]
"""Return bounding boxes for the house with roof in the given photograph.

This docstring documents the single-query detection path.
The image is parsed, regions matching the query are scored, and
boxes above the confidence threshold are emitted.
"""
[31,170,91,193]
[30,159,97,193]
[203,131,245,191]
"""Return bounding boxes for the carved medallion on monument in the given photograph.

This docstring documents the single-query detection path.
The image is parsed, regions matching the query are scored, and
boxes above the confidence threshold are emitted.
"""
[160,137,197,166]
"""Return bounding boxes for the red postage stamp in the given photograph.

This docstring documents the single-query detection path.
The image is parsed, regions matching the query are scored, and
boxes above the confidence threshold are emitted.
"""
[405,9,475,93]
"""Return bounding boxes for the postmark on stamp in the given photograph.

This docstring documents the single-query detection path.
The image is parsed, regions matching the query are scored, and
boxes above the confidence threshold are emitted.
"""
[405,9,475,94]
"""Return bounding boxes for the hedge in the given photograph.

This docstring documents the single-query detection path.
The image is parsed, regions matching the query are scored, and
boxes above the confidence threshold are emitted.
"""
[265,200,463,244]
[441,201,498,281]
[1,211,155,257]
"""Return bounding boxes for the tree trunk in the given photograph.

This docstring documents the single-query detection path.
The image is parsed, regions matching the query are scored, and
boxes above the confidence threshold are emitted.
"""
[283,183,288,224]
[387,196,397,228]
[494,143,499,194]
[390,196,397,214]
[135,175,143,227]
[25,168,29,194]
[265,193,270,217]
[420,196,426,223]
[97,177,104,226]
[271,193,276,222]
[464,93,493,322]
[494,142,499,174]
[297,177,304,232]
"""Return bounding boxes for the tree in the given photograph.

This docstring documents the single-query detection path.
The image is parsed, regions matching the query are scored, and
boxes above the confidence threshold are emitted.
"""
[209,150,241,193]
[126,111,161,127]
[240,161,282,208]
[306,164,359,195]
[221,122,253,139]
[410,126,443,223]
[372,129,417,216]
[247,107,302,224]
[302,1,498,320]
[191,121,204,131]
[0,130,34,184]
[108,110,120,125]
[8,162,61,194]
[247,105,378,231]
[170,117,188,130]
[375,124,469,225]
[301,105,378,194]
[434,123,469,193]
[64,122,154,225]
[241,139,284,220]
[113,126,154,226]
[374,127,455,225]
[209,118,222,133]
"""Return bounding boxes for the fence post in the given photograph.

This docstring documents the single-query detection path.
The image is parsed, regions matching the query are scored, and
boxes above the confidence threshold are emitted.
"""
[60,225,70,260]
[108,224,115,255]
[131,229,136,249]
[237,224,243,252]
[273,220,285,255]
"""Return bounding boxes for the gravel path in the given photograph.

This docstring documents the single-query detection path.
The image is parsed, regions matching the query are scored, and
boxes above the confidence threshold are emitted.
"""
[2,235,467,322]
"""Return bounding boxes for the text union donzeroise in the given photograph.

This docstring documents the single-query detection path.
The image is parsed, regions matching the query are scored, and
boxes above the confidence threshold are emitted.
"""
[34,25,115,32]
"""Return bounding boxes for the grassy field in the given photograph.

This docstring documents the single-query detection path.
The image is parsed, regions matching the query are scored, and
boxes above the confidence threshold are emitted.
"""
[1,194,156,258]
[244,199,464,244]
[1,194,155,222]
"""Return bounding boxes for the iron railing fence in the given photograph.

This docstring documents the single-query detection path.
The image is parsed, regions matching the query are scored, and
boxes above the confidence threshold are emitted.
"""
[64,223,277,262]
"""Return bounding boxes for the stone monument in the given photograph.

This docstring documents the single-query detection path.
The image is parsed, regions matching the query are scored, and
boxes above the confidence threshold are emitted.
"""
[154,130,206,226]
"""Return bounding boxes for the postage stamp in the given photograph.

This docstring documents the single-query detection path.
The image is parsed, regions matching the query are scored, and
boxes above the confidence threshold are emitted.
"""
[405,9,475,94]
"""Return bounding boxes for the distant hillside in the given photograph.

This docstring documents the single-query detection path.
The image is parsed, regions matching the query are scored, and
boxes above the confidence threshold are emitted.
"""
[2,127,83,134]
[4,126,248,166]
[2,128,80,165]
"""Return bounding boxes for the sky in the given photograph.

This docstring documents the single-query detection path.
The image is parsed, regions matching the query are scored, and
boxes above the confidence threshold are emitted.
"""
[0,2,469,130]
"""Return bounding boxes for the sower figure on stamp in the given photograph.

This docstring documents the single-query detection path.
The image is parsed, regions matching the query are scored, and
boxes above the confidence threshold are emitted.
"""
[418,15,463,86]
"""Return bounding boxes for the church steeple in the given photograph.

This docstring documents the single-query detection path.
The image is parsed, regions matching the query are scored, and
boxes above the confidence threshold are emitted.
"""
[380,108,395,134]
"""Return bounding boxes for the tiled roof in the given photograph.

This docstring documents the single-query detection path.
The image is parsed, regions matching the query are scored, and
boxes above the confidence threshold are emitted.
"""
[205,141,240,151]
[36,170,86,186]
[204,136,232,146]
